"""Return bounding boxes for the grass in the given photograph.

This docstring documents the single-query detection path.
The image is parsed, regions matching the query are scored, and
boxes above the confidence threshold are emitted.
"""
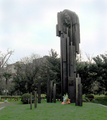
[92,96,107,106]
[0,100,107,120]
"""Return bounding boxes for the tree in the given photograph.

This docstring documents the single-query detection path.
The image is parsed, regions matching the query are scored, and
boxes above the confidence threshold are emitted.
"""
[0,49,14,69]
[3,72,11,95]
[76,61,90,94]
[76,58,97,94]
[40,49,61,98]
[0,49,14,94]
[93,53,107,91]
[12,54,41,94]
[76,52,107,94]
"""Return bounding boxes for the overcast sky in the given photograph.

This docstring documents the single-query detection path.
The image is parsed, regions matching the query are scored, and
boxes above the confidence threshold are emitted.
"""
[0,0,107,63]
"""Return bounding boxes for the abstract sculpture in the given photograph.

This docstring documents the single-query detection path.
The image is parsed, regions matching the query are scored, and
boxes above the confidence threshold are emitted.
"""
[56,9,80,103]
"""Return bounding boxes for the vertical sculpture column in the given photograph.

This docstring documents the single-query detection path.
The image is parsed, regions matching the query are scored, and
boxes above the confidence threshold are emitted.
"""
[38,80,41,103]
[47,68,50,103]
[75,74,82,106]
[30,92,32,110]
[34,91,37,108]
[50,81,53,103]
[53,83,56,103]
[56,9,81,103]
[61,35,68,96]
[78,83,82,106]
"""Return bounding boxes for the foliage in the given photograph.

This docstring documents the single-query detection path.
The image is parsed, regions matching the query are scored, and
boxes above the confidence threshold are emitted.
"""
[12,54,40,94]
[93,53,107,91]
[3,72,11,85]
[40,49,61,98]
[105,91,107,96]
[76,52,107,94]
[91,96,107,106]
[85,94,94,99]
[8,86,16,96]
[2,72,12,96]
[82,97,90,102]
[21,93,34,104]
[85,94,94,101]
[0,49,14,94]
[76,61,95,94]
[0,96,21,102]
[12,68,28,95]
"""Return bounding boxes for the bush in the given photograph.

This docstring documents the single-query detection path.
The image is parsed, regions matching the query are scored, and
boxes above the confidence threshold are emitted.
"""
[0,96,21,102]
[105,91,107,96]
[82,97,90,102]
[21,93,34,104]
[85,94,94,101]
[85,94,94,98]
[40,94,46,99]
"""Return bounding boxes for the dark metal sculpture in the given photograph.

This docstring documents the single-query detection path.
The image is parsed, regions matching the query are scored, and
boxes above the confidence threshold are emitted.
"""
[47,68,50,103]
[38,80,41,103]
[53,83,56,103]
[56,9,80,103]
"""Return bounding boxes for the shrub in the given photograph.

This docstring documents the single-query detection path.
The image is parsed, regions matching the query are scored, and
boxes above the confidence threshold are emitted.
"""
[82,97,90,102]
[40,94,46,99]
[85,94,94,101]
[105,91,107,96]
[85,94,94,98]
[0,96,21,102]
[21,93,34,104]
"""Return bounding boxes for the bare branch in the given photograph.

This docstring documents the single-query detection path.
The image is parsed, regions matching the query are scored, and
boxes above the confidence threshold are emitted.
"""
[85,53,94,64]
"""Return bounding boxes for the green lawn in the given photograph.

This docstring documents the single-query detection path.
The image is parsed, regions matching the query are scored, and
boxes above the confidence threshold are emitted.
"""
[0,100,107,120]
[92,96,107,106]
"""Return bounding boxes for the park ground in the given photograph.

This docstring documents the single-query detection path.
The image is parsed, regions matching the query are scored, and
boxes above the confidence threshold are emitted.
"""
[0,96,107,120]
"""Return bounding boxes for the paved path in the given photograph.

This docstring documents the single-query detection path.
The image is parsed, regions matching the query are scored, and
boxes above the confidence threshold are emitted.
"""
[97,104,107,107]
[0,102,4,104]
[89,102,107,107]
[0,102,17,110]
[0,106,5,110]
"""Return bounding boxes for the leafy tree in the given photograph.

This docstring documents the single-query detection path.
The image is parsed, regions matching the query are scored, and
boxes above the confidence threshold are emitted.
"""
[0,49,14,95]
[93,53,107,91]
[77,61,90,94]
[77,52,107,95]
[3,72,11,85]
[12,54,40,95]
[40,49,61,98]
[12,65,28,95]
[3,72,11,95]
[76,60,98,94]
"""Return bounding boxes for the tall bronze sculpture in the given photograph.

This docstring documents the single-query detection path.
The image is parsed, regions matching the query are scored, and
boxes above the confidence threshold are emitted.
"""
[56,9,81,103]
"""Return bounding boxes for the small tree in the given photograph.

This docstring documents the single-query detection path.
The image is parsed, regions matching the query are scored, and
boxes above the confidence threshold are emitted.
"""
[3,72,11,95]
[0,49,14,94]
[12,53,41,94]
[93,53,107,91]
[40,49,61,98]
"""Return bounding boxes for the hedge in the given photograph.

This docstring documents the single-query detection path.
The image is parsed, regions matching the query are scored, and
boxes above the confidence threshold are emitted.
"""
[0,96,21,101]
[0,94,46,102]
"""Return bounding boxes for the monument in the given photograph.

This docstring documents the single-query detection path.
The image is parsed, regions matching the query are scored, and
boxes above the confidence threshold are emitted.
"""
[56,9,82,104]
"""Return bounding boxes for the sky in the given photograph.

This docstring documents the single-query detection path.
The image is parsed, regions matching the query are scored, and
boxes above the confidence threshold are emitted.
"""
[0,0,107,63]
